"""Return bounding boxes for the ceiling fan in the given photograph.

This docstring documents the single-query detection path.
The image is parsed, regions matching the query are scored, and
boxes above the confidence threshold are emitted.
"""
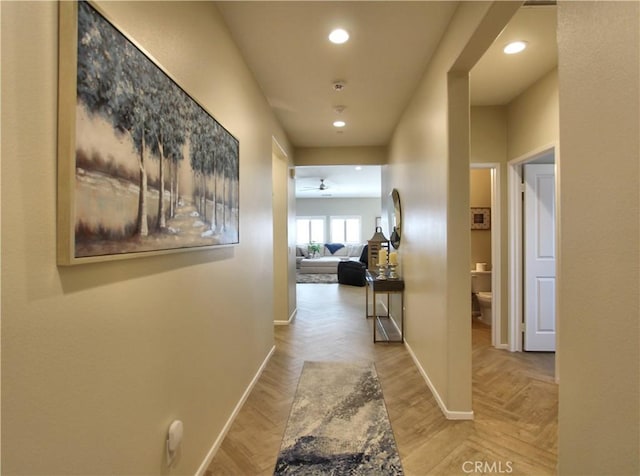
[301,178,329,191]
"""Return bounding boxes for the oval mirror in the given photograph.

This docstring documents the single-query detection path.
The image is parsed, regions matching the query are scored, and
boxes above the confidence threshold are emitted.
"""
[390,189,402,249]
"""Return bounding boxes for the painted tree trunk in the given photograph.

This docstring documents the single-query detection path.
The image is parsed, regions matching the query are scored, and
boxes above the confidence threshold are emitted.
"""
[168,158,174,218]
[222,177,227,232]
[211,172,218,232]
[157,140,166,229]
[201,173,207,222]
[136,134,149,237]
[174,161,179,215]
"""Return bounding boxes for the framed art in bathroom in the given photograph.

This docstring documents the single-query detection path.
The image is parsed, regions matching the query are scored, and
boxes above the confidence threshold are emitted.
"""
[57,1,240,265]
[470,207,491,230]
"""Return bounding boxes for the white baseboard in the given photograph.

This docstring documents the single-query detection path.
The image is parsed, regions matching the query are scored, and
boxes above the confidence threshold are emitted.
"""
[405,341,474,421]
[195,345,276,476]
[274,307,297,326]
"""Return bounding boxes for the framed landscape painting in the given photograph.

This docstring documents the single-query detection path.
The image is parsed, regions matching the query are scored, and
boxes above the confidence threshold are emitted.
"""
[57,1,239,265]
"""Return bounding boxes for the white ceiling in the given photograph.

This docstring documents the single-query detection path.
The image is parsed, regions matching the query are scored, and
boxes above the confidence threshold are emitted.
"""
[216,1,459,147]
[295,165,381,199]
[216,1,557,197]
[470,5,557,105]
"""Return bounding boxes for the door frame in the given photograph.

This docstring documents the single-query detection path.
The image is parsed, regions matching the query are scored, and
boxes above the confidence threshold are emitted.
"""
[507,143,558,352]
[272,136,297,326]
[470,162,502,348]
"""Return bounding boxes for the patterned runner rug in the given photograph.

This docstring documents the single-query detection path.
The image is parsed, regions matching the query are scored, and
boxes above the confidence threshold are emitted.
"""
[274,361,403,475]
[296,271,338,284]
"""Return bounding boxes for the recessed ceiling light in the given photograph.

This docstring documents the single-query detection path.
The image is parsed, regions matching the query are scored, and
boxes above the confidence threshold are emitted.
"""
[333,120,346,128]
[329,29,349,44]
[503,41,527,55]
[355,166,362,171]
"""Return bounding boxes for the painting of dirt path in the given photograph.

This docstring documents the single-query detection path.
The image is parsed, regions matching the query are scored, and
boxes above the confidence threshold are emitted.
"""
[58,1,239,264]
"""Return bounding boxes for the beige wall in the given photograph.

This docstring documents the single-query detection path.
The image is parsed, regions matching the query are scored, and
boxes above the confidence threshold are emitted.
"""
[294,145,387,166]
[1,2,291,474]
[385,1,520,415]
[505,70,559,349]
[285,154,298,322]
[557,1,639,474]
[470,69,559,348]
[469,169,492,269]
[4,2,638,474]
[507,68,559,160]
[470,106,508,344]
[272,145,297,324]
[471,106,508,166]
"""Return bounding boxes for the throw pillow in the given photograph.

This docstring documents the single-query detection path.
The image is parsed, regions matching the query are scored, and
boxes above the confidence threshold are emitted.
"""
[359,244,369,267]
[347,244,364,257]
[333,246,348,257]
[324,243,345,255]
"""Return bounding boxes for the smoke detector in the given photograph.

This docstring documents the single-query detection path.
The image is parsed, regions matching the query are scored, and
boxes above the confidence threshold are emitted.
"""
[332,81,346,92]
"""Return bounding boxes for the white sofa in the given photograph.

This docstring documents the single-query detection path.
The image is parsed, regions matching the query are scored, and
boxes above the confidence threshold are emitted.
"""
[296,243,365,274]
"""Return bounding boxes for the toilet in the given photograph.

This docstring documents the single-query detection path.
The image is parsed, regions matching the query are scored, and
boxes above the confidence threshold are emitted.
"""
[471,270,492,325]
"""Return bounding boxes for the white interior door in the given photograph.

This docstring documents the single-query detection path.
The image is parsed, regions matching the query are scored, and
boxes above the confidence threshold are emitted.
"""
[524,164,556,351]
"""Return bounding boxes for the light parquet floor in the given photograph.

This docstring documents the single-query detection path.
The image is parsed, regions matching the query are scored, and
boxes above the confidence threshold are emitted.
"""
[206,283,557,476]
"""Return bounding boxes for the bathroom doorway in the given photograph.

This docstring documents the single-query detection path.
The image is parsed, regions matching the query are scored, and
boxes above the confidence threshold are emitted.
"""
[470,163,502,348]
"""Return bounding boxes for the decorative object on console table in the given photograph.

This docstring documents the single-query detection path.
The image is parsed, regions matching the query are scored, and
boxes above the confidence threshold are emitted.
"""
[367,226,389,273]
[365,270,405,343]
[388,251,398,279]
[377,249,388,280]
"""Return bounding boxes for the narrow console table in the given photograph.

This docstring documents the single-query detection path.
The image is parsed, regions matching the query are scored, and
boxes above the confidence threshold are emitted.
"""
[365,271,405,343]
